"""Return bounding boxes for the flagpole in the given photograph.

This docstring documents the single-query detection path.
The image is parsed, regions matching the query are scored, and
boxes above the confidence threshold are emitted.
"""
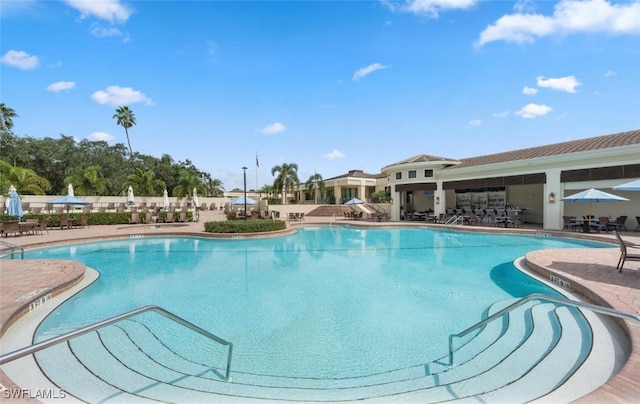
[255,152,259,193]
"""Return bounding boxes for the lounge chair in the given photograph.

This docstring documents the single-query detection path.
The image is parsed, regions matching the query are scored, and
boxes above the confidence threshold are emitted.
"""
[165,212,175,223]
[614,230,640,272]
[178,212,187,222]
[59,216,72,230]
[79,216,88,228]
[145,212,153,224]
[35,218,49,235]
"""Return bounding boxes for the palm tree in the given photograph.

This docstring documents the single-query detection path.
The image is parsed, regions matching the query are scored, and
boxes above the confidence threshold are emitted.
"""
[205,177,224,197]
[305,173,325,204]
[271,163,300,205]
[0,103,19,133]
[113,106,136,157]
[172,169,205,198]
[64,165,110,196]
[124,167,166,196]
[0,160,51,195]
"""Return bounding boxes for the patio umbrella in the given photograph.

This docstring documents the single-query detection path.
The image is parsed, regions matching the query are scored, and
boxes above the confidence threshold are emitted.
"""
[230,195,257,205]
[67,183,74,197]
[345,197,365,205]
[613,179,640,191]
[46,195,91,214]
[6,185,23,219]
[127,186,135,206]
[192,188,200,221]
[561,188,629,219]
[163,189,170,210]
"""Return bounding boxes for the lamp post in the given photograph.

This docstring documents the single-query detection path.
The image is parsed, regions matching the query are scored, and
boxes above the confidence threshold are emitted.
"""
[242,166,248,220]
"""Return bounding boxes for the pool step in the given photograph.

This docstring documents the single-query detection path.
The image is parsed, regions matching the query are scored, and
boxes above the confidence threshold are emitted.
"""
[34,299,596,402]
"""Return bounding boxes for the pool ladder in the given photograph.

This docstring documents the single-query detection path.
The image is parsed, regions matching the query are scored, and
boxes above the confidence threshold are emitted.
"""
[0,240,24,259]
[0,305,234,381]
[445,215,465,227]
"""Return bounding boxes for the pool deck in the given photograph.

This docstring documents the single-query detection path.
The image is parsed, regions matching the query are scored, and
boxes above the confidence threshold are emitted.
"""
[1,216,639,403]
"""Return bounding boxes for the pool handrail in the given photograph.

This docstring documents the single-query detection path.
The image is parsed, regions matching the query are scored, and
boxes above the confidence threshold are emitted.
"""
[448,293,640,366]
[0,305,233,381]
[0,239,24,259]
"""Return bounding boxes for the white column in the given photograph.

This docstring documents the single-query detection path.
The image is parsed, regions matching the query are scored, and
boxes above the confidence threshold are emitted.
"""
[544,168,563,230]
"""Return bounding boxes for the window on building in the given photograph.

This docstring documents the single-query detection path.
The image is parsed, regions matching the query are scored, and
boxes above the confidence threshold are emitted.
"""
[396,172,402,180]
[424,169,434,178]
[408,170,416,178]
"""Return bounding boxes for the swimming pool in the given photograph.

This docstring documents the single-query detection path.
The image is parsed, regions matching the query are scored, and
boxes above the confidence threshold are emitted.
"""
[27,226,612,401]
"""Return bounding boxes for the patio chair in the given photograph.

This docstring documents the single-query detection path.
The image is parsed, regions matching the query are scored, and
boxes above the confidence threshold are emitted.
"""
[635,216,640,232]
[59,217,72,230]
[79,216,88,228]
[165,212,175,223]
[145,212,153,224]
[614,230,640,272]
[590,216,609,233]
[562,216,580,232]
[1,221,21,237]
[607,216,627,232]
[129,212,140,224]
[35,218,49,235]
[178,212,187,222]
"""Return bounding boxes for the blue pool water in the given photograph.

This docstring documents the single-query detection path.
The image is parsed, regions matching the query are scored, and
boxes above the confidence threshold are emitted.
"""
[31,226,610,379]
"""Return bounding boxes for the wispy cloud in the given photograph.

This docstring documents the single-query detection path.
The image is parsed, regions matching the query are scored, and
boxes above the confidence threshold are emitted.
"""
[536,75,581,93]
[469,119,482,127]
[476,0,640,47]
[324,150,345,160]
[522,86,538,95]
[353,63,389,81]
[90,24,129,41]
[64,0,133,23]
[515,103,552,118]
[259,122,286,135]
[493,111,509,118]
[87,131,115,142]
[46,81,76,92]
[384,0,478,18]
[91,85,153,106]
[604,70,616,77]
[1,50,39,70]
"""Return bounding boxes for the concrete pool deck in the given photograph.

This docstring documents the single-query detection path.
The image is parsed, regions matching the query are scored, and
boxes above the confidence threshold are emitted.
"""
[1,216,639,402]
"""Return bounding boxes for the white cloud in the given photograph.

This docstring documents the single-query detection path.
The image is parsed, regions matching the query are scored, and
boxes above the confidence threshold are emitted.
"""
[1,50,39,70]
[46,81,76,92]
[469,119,482,126]
[353,63,389,81]
[384,0,478,18]
[91,85,153,106]
[536,75,581,93]
[90,24,124,38]
[324,150,345,160]
[493,111,509,118]
[64,0,133,23]
[604,70,616,77]
[515,103,552,118]
[259,122,286,135]
[476,0,640,47]
[87,131,114,142]
[522,86,538,95]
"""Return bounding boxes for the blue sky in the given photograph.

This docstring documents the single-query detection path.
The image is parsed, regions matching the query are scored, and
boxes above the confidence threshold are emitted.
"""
[2,0,639,191]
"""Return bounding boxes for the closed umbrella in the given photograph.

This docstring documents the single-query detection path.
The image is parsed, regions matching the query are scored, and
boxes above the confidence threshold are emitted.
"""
[193,188,200,221]
[6,185,23,219]
[67,183,75,197]
[163,189,170,211]
[127,186,135,206]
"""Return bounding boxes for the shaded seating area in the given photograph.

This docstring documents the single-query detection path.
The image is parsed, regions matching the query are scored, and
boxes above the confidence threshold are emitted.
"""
[615,230,640,272]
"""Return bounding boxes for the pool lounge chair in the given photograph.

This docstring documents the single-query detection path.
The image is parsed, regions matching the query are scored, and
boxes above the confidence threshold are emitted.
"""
[129,213,140,224]
[614,230,640,272]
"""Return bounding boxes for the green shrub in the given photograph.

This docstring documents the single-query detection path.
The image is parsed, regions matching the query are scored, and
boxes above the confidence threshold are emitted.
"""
[204,219,286,233]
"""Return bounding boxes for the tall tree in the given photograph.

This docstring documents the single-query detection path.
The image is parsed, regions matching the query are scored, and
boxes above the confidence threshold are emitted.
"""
[271,162,300,205]
[204,176,224,197]
[172,169,204,198]
[113,106,136,157]
[305,173,325,204]
[0,103,18,133]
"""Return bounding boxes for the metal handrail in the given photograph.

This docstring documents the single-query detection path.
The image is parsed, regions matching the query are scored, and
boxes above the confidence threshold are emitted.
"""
[445,215,464,227]
[448,293,640,365]
[0,305,233,381]
[0,240,24,259]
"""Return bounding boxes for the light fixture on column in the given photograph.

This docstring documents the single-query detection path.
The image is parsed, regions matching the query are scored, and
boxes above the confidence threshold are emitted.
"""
[548,192,556,203]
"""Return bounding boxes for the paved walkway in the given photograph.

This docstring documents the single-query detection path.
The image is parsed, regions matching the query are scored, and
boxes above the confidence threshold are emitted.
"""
[1,217,639,402]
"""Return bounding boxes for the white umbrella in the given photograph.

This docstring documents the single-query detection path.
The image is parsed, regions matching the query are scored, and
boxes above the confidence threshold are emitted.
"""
[163,189,170,211]
[192,188,200,221]
[127,186,135,206]
[345,197,365,205]
[68,183,75,197]
[613,179,640,191]
[561,188,629,219]
[229,195,257,205]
